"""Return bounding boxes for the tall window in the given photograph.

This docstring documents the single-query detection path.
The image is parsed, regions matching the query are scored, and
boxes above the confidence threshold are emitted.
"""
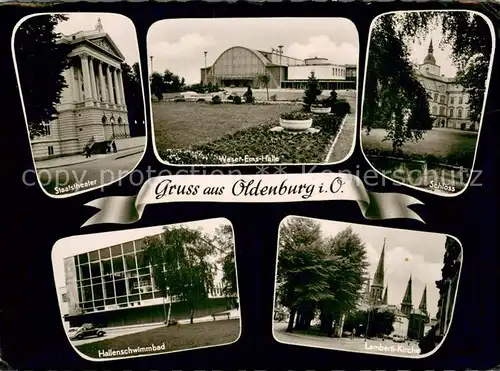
[449,108,454,117]
[439,106,445,116]
[48,146,54,156]
[439,95,445,104]
[458,108,463,118]
[450,97,454,104]
[459,97,463,104]
[432,105,437,115]
[433,93,438,101]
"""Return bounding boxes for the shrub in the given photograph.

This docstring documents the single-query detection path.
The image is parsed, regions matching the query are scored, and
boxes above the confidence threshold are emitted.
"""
[211,95,222,104]
[159,148,220,164]
[197,98,206,102]
[233,96,242,105]
[312,113,341,134]
[460,123,466,130]
[243,87,254,103]
[270,94,278,101]
[155,91,163,102]
[331,100,351,116]
[322,90,338,108]
[303,72,322,108]
[280,111,312,120]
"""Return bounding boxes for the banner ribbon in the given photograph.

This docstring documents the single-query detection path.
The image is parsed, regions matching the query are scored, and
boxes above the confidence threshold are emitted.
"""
[82,173,425,227]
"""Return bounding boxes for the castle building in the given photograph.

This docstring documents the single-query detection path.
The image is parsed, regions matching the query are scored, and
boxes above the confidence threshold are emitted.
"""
[415,40,477,131]
[30,19,131,161]
[362,238,431,340]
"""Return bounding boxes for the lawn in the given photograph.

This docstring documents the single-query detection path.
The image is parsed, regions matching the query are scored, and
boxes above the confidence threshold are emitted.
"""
[76,319,240,359]
[153,101,298,149]
[362,127,478,164]
[153,101,348,165]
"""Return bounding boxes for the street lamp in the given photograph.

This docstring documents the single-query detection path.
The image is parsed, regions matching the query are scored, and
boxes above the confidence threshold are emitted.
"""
[204,51,208,86]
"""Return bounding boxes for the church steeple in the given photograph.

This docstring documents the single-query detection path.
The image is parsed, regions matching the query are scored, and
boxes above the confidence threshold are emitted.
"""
[423,38,437,65]
[369,238,386,304]
[400,275,413,316]
[419,285,428,313]
[382,286,388,305]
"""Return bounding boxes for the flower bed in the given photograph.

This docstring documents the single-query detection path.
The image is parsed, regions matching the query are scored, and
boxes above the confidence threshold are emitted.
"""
[159,113,345,165]
[363,147,472,168]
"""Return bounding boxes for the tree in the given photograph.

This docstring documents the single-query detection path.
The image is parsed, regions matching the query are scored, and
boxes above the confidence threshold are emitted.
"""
[363,13,433,153]
[121,62,144,136]
[213,224,237,302]
[163,69,185,93]
[14,14,72,139]
[319,227,369,336]
[150,72,164,101]
[143,226,216,324]
[258,74,271,101]
[277,217,335,333]
[419,325,438,354]
[243,86,254,104]
[303,72,322,110]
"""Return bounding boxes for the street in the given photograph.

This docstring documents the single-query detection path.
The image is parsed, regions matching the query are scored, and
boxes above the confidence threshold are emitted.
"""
[273,322,421,357]
[71,323,165,346]
[37,149,143,195]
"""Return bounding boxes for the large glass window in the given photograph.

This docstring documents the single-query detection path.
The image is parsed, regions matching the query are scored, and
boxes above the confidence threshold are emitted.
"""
[134,239,144,251]
[93,283,104,300]
[90,262,101,278]
[89,250,99,262]
[127,276,140,295]
[115,279,127,297]
[111,245,122,257]
[101,260,112,276]
[83,285,93,302]
[112,256,124,273]
[105,282,115,298]
[138,275,153,293]
[80,264,91,280]
[100,247,111,259]
[123,242,134,254]
[136,252,147,268]
[124,254,137,270]
[78,253,89,264]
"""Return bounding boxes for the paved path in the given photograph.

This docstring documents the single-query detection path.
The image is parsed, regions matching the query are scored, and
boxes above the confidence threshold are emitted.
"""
[35,137,145,169]
[326,113,356,163]
[36,149,143,195]
[273,322,421,357]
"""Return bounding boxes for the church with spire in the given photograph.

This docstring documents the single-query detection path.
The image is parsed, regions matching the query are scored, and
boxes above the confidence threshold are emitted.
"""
[361,237,432,340]
[414,38,477,131]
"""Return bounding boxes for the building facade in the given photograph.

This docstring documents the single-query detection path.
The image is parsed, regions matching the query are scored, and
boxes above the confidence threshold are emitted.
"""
[415,40,477,131]
[200,47,356,91]
[31,19,131,161]
[62,233,230,328]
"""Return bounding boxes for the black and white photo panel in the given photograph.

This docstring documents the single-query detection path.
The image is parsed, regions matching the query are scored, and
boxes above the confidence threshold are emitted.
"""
[273,216,462,359]
[51,218,240,361]
[360,10,495,196]
[147,18,359,166]
[13,13,147,198]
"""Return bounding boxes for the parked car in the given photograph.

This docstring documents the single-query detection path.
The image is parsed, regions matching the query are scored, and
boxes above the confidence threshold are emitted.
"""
[393,334,406,343]
[67,323,106,340]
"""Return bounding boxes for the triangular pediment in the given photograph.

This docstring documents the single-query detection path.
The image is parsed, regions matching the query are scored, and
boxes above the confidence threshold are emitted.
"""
[88,36,124,61]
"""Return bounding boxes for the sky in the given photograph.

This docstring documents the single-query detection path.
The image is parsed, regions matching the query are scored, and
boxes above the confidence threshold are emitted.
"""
[52,13,140,65]
[281,217,460,319]
[51,218,232,294]
[147,18,359,85]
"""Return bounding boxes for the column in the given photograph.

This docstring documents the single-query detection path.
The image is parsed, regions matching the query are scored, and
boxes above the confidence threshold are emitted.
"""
[71,66,79,102]
[88,57,98,102]
[118,70,126,108]
[113,69,122,105]
[80,53,92,104]
[98,61,107,104]
[106,65,115,105]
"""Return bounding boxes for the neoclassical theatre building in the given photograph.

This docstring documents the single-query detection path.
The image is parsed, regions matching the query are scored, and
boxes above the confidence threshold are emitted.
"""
[31,19,131,161]
[415,40,478,131]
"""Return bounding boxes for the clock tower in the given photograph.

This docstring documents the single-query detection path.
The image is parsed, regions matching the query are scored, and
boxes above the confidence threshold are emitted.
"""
[419,39,441,76]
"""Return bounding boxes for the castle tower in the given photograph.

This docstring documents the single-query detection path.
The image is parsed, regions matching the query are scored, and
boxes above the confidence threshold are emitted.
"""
[369,238,386,304]
[420,38,441,76]
[419,285,428,313]
[382,286,388,305]
[401,275,413,316]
